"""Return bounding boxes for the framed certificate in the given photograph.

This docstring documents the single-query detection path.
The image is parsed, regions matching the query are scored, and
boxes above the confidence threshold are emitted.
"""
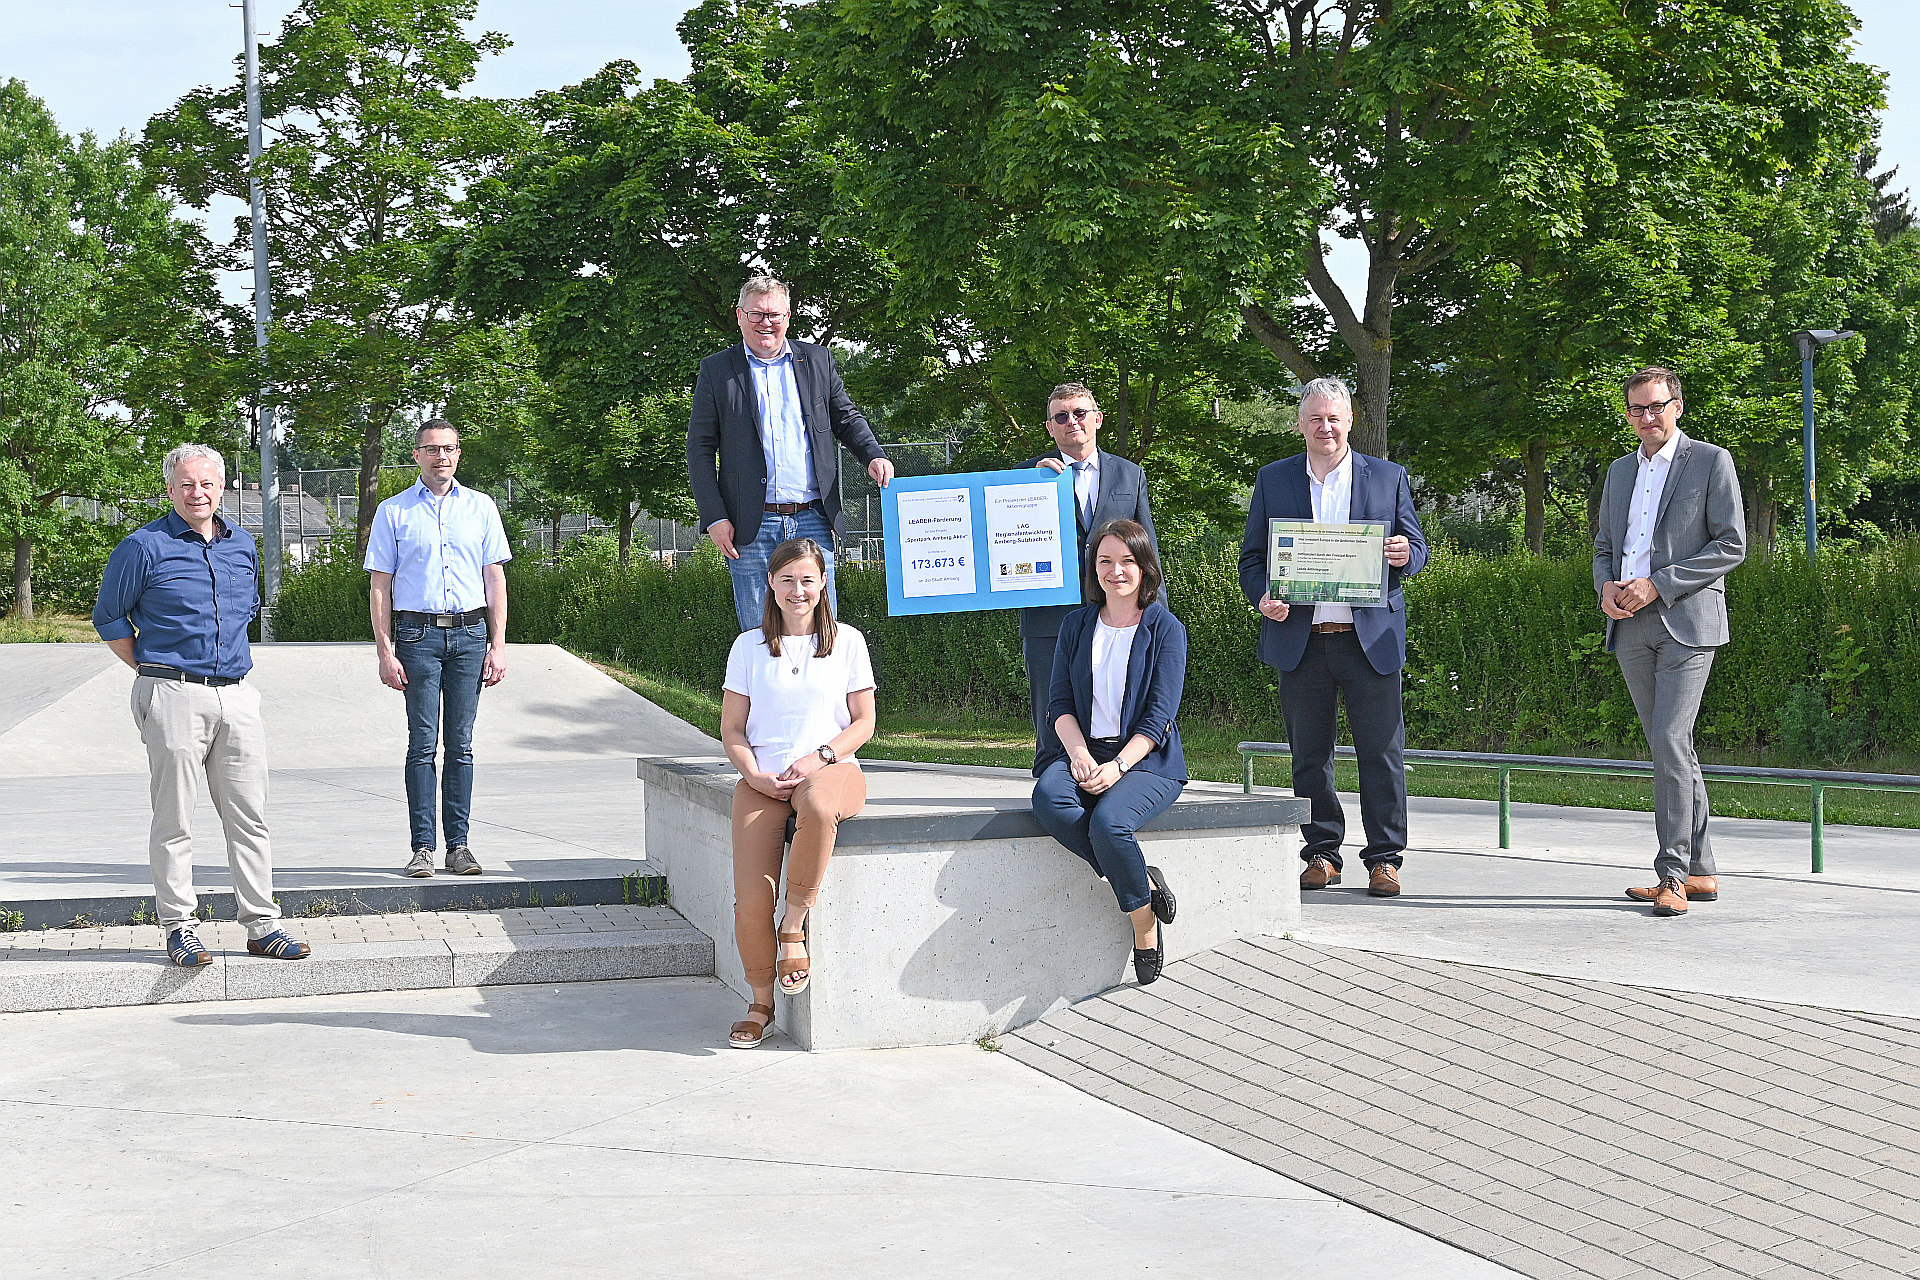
[1268,519,1387,606]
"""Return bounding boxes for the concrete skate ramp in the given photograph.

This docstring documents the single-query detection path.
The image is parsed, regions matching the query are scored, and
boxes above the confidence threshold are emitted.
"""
[0,642,716,777]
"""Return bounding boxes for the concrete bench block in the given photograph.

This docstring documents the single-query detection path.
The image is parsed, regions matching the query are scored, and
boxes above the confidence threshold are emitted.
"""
[448,928,713,987]
[638,755,1305,1051]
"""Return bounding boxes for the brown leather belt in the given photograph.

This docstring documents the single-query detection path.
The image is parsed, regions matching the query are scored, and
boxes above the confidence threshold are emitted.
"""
[1311,622,1357,634]
[764,500,821,515]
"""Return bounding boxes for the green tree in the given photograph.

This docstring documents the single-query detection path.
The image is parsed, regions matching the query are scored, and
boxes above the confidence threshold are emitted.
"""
[142,0,531,555]
[0,81,231,618]
[800,0,1884,460]
[438,0,892,548]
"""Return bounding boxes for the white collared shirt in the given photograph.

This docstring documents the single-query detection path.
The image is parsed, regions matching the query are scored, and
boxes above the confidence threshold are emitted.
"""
[1622,433,1680,581]
[1309,450,1355,625]
[744,341,818,504]
[1069,452,1099,527]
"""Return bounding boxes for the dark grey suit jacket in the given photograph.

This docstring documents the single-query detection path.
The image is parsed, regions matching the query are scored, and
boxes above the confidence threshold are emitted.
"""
[686,339,888,546]
[1592,430,1746,650]
[1015,448,1158,641]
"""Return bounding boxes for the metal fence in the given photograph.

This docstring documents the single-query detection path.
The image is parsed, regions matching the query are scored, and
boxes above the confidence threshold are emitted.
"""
[61,438,960,566]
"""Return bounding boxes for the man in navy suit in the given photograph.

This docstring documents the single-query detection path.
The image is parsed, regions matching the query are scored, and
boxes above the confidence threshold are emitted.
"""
[1239,378,1428,896]
[1020,382,1160,771]
[688,273,894,631]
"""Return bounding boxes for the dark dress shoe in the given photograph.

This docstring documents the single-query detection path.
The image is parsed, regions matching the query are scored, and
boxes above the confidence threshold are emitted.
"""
[1146,865,1177,923]
[1627,875,1717,903]
[1300,856,1341,890]
[1133,928,1164,985]
[1368,864,1401,897]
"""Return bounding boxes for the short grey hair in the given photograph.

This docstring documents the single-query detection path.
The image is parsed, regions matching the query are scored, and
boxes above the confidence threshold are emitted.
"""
[1296,377,1353,417]
[1047,381,1099,409]
[737,272,790,309]
[162,443,227,487]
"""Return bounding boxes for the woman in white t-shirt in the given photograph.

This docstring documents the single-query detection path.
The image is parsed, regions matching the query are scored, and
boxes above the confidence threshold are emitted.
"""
[719,537,876,1047]
[1030,520,1188,986]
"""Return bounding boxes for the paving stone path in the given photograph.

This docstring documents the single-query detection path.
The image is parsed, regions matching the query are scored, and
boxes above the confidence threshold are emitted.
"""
[1004,937,1920,1280]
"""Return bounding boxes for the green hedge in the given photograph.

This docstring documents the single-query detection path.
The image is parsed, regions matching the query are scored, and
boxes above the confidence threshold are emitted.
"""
[271,533,1920,759]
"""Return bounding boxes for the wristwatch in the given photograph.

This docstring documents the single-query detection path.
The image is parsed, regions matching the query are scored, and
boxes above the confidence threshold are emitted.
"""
[1116,757,1132,775]
[817,744,838,765]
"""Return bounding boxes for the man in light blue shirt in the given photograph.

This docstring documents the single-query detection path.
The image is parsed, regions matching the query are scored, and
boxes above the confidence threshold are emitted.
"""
[365,419,512,878]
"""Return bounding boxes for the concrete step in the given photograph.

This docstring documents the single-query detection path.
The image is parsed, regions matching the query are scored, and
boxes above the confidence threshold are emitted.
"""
[0,905,713,1013]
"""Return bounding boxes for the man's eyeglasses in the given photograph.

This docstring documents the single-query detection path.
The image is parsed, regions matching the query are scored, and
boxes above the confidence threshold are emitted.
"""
[1049,408,1098,425]
[1625,397,1679,419]
[415,444,461,455]
[741,309,789,324]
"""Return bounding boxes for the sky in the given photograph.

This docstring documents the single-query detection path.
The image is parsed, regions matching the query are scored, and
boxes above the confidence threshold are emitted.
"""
[3,0,1916,313]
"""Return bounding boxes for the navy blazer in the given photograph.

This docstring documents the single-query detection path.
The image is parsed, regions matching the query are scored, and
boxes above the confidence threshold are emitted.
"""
[1237,451,1428,676]
[1015,448,1159,642]
[1040,600,1188,781]
[686,339,889,546]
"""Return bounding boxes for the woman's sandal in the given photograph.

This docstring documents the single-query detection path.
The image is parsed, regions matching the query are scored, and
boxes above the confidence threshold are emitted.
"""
[776,919,811,995]
[729,1002,775,1048]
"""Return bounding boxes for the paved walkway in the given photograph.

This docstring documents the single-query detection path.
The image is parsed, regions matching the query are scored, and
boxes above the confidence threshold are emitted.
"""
[1007,938,1920,1280]
[0,976,1512,1280]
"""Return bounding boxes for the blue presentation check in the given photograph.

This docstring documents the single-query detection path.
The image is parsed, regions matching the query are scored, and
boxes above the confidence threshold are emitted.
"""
[1268,519,1387,606]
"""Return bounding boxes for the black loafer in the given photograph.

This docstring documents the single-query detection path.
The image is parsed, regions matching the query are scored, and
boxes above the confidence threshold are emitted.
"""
[1146,865,1177,924]
[1133,928,1164,985]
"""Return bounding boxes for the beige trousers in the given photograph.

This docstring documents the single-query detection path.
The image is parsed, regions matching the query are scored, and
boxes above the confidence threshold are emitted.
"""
[730,762,867,988]
[131,676,282,936]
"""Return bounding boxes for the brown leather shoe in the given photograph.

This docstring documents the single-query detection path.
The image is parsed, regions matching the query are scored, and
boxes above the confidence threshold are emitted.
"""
[1300,856,1341,890]
[1367,864,1401,897]
[1651,875,1688,916]
[1627,875,1717,904]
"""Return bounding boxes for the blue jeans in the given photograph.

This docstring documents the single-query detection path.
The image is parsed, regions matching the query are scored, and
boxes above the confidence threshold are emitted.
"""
[728,506,837,633]
[396,619,487,851]
[1031,755,1184,913]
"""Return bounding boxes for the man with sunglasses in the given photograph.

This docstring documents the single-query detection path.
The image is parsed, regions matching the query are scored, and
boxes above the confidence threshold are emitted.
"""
[688,273,893,631]
[1594,367,1746,917]
[1020,382,1161,770]
[366,419,512,879]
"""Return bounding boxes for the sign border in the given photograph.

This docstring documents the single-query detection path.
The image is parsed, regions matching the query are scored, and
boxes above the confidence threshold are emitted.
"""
[882,467,1082,616]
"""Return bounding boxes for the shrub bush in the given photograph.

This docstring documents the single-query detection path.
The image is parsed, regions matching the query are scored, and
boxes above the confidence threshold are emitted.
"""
[266,533,1920,757]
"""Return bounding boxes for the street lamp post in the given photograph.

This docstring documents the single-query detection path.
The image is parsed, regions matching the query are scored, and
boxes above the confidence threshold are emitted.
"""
[1789,328,1856,565]
[243,0,282,639]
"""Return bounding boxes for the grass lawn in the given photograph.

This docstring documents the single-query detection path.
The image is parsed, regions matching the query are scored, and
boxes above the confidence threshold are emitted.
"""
[592,659,1920,831]
[0,613,99,642]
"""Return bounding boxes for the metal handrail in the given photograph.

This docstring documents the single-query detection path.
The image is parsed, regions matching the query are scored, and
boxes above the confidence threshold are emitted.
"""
[1237,741,1920,873]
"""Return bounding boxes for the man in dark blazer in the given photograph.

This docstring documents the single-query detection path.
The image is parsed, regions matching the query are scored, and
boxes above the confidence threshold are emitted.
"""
[1594,367,1746,917]
[1238,378,1428,897]
[687,273,893,631]
[1020,382,1160,772]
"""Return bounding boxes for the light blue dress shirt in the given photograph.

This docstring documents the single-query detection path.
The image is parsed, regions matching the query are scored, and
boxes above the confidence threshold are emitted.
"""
[745,342,818,503]
[364,479,512,613]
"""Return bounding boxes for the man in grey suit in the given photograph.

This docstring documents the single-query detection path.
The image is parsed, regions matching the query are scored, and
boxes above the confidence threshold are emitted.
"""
[1593,366,1747,917]
[1020,382,1160,772]
[688,273,894,631]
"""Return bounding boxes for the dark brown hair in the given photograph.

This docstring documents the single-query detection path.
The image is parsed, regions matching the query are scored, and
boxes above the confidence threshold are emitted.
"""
[760,538,838,657]
[1623,366,1683,402]
[415,418,460,445]
[1084,519,1162,608]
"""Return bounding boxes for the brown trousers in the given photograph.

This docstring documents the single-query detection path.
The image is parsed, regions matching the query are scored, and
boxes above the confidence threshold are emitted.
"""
[731,762,868,987]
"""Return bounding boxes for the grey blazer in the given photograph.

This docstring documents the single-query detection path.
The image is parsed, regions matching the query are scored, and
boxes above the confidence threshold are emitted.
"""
[1592,431,1747,650]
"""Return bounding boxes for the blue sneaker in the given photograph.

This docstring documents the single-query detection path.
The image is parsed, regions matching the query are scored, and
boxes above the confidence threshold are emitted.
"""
[246,929,311,960]
[167,927,213,968]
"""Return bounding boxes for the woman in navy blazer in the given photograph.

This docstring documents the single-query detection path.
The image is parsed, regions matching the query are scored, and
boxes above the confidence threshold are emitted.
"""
[1030,519,1187,984]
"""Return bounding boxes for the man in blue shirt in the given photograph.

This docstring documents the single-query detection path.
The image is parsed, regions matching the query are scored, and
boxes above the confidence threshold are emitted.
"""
[93,444,310,967]
[365,419,512,878]
[687,272,893,631]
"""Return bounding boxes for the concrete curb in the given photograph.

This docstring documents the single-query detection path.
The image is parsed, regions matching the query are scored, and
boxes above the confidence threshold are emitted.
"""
[0,927,714,1013]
